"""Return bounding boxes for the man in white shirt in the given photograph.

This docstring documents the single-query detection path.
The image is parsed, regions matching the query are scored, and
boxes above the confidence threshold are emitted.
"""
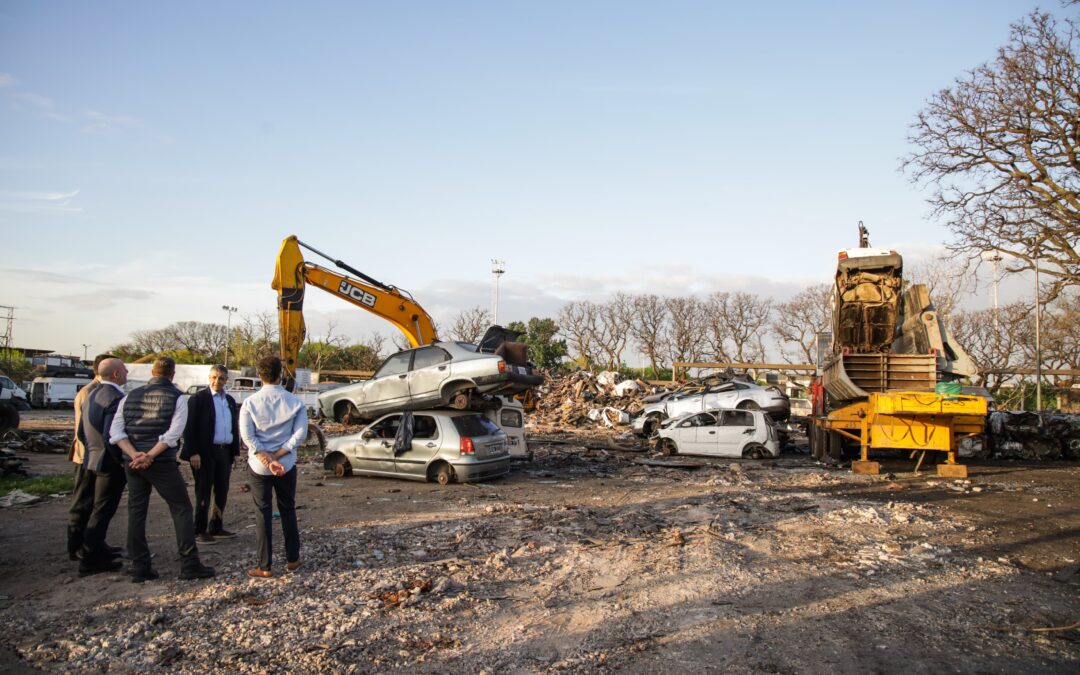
[109,357,214,583]
[240,356,307,578]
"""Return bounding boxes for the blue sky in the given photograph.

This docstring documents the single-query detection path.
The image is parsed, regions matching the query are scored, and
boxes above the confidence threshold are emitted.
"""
[0,1,1056,356]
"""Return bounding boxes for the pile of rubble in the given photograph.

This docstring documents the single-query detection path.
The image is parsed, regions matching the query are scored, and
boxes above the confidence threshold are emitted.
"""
[531,370,655,430]
[983,411,1080,461]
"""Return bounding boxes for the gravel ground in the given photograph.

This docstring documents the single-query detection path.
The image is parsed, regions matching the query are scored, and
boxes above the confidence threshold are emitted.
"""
[1,418,1078,673]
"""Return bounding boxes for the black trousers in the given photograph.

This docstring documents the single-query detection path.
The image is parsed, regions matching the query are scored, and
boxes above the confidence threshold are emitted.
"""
[66,464,96,556]
[125,460,199,573]
[80,453,127,561]
[249,466,300,570]
[192,445,234,535]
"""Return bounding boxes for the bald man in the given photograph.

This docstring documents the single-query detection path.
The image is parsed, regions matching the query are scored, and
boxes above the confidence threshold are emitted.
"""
[77,358,129,575]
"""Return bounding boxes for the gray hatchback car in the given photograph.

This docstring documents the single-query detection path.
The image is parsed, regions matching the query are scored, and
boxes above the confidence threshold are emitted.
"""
[323,410,510,485]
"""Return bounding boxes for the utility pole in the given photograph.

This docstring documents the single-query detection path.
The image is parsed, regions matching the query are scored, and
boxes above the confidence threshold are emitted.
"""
[491,260,505,326]
[0,305,14,354]
[81,344,90,362]
[222,305,238,369]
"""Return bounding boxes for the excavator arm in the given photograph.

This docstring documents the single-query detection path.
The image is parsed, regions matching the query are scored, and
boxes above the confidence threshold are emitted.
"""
[272,235,438,388]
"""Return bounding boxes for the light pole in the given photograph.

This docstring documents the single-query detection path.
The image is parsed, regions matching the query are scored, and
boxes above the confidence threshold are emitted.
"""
[982,251,1003,330]
[491,259,505,325]
[1033,242,1042,412]
[222,305,238,369]
[81,344,90,363]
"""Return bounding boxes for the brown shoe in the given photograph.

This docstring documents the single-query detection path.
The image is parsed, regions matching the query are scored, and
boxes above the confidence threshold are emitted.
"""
[247,568,273,578]
[286,559,302,572]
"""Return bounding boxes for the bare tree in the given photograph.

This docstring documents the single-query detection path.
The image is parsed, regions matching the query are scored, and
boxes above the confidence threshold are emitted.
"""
[773,284,832,363]
[950,303,1033,393]
[904,11,1080,301]
[629,294,669,376]
[1041,290,1080,389]
[663,296,707,373]
[705,291,771,363]
[906,255,973,320]
[594,293,635,369]
[558,300,600,366]
[448,306,491,343]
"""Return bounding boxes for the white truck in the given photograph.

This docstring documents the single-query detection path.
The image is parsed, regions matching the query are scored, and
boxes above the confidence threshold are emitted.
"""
[29,376,94,408]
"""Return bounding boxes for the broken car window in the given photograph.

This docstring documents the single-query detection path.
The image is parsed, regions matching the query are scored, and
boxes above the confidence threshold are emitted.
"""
[721,411,754,427]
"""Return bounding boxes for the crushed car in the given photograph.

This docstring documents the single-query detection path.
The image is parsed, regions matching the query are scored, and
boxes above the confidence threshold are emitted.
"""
[654,408,780,459]
[323,409,511,484]
[633,373,790,437]
[317,326,543,424]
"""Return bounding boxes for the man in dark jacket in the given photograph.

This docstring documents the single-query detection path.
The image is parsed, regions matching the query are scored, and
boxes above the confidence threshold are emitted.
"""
[109,357,214,583]
[183,365,241,543]
[77,357,129,575]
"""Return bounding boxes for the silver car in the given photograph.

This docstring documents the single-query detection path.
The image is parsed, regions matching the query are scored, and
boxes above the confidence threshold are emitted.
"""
[318,338,543,424]
[633,376,790,437]
[655,409,780,459]
[323,410,511,485]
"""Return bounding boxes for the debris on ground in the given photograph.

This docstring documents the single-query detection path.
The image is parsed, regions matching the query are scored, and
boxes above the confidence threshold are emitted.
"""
[987,411,1080,460]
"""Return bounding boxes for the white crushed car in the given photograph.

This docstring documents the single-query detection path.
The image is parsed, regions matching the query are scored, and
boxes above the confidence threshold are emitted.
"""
[318,326,543,424]
[654,408,780,459]
[633,374,789,437]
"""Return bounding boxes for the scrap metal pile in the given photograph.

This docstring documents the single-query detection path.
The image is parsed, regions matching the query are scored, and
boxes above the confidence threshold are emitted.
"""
[530,370,652,430]
[982,411,1080,461]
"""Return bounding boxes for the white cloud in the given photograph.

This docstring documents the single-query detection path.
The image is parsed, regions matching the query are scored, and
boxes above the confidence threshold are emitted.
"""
[0,189,82,214]
[0,73,16,87]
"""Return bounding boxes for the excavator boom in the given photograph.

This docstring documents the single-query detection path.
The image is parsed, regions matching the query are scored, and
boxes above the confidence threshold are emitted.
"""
[273,235,439,387]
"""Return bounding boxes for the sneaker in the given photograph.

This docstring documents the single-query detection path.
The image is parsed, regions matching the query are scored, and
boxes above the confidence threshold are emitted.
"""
[196,533,217,544]
[179,563,216,580]
[78,558,122,577]
[247,568,273,579]
[130,568,160,584]
[209,529,237,539]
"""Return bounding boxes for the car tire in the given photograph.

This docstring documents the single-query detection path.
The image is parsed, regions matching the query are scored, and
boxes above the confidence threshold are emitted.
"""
[433,462,454,486]
[659,438,678,456]
[743,442,768,459]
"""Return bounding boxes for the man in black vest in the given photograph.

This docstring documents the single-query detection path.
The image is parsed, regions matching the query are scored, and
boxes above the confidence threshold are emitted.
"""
[109,357,214,583]
[77,357,129,575]
[183,365,241,543]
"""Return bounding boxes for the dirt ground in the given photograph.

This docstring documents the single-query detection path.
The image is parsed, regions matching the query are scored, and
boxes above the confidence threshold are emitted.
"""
[1,410,1078,673]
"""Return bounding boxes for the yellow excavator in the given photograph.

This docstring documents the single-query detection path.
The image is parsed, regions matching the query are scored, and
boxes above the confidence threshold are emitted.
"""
[272,235,439,389]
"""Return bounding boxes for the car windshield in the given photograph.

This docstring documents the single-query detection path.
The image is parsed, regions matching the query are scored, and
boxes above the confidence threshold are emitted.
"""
[451,414,501,437]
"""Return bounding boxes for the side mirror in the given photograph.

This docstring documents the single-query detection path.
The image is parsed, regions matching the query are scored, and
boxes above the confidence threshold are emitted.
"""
[361,430,374,440]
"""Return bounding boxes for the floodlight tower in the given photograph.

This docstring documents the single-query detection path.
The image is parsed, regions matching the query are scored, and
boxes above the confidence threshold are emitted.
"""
[222,305,238,369]
[491,259,505,326]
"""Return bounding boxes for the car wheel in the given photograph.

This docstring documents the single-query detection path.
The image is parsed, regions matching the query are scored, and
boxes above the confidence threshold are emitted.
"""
[336,402,360,425]
[659,438,678,456]
[743,442,768,459]
[434,462,454,486]
[448,390,471,410]
[332,457,352,478]
[738,400,760,411]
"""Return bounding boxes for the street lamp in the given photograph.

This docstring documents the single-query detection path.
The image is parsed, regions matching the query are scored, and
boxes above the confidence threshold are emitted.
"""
[222,305,238,369]
[81,344,90,363]
[491,259,505,325]
[1033,243,1042,412]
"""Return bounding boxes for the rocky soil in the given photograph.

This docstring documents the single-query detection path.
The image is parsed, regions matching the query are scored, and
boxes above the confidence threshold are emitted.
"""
[0,412,1078,673]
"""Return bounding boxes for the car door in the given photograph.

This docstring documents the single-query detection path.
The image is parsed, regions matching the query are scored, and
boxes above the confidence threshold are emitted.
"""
[393,414,441,479]
[361,351,413,413]
[687,412,721,454]
[703,382,740,410]
[406,347,452,407]
[715,410,756,457]
[351,414,401,475]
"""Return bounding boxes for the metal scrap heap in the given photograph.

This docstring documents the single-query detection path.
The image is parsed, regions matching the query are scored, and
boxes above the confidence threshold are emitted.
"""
[531,370,651,430]
[986,411,1080,461]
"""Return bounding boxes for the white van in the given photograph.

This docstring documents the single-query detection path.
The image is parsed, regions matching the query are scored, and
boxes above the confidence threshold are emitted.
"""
[30,377,93,408]
[486,397,530,460]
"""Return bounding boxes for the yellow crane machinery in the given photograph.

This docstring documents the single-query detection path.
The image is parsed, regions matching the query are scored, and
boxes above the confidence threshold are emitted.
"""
[272,235,439,388]
[808,224,987,477]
